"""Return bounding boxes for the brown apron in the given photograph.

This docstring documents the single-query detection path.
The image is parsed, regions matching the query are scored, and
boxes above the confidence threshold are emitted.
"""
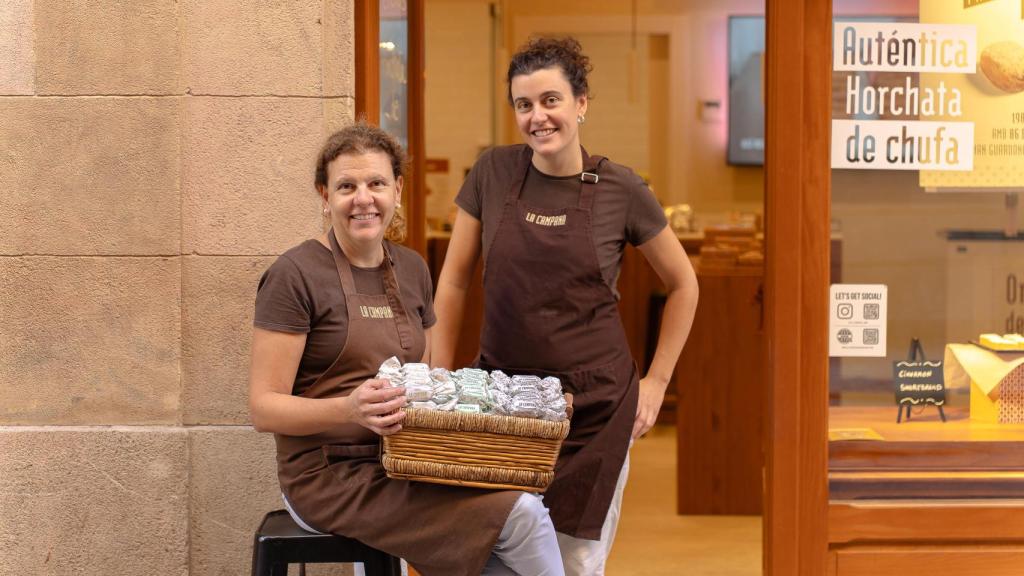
[274,231,520,576]
[478,147,640,540]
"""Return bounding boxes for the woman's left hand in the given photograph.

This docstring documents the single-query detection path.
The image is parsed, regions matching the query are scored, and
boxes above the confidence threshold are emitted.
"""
[632,376,667,439]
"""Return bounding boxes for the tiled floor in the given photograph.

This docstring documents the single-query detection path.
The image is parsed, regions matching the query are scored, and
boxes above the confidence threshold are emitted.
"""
[606,425,762,576]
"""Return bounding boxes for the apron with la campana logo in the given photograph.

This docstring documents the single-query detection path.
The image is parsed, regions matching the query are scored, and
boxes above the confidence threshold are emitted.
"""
[275,230,519,576]
[477,147,639,539]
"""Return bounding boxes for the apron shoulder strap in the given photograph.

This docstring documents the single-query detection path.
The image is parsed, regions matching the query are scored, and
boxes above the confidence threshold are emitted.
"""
[581,147,606,184]
[579,148,608,210]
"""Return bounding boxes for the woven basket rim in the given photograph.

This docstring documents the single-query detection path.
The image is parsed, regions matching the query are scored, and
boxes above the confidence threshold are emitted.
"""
[400,408,570,440]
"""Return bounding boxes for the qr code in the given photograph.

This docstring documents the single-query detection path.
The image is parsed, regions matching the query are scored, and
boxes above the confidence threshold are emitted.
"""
[863,328,879,345]
[863,303,879,320]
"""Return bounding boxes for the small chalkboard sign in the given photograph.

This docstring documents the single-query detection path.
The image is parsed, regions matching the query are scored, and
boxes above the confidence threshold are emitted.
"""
[893,338,946,423]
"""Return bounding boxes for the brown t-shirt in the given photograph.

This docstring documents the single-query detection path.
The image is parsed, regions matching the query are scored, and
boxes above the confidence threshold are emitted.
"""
[455,145,667,299]
[253,239,436,394]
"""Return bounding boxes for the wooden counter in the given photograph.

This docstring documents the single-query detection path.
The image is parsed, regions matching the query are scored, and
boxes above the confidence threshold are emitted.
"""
[675,262,765,515]
[830,406,1024,499]
[827,408,1024,575]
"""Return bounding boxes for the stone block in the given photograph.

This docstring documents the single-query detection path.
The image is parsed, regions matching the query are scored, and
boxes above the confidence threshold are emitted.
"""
[188,428,363,575]
[187,427,282,576]
[324,97,356,134]
[181,97,329,255]
[0,428,188,576]
[0,97,181,255]
[0,0,34,94]
[323,0,355,98]
[183,0,352,97]
[0,257,180,424]
[182,256,276,425]
[33,0,180,94]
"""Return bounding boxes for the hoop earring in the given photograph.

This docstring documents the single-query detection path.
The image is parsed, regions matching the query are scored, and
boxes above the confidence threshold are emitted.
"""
[577,114,586,124]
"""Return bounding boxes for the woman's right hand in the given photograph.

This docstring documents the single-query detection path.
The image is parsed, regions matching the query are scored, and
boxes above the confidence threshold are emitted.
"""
[343,379,408,436]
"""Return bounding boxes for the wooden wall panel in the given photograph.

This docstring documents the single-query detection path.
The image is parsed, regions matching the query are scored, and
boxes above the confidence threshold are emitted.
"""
[829,502,1024,544]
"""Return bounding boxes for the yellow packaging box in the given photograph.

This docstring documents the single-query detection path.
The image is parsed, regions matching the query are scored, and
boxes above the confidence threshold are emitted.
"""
[945,343,1024,423]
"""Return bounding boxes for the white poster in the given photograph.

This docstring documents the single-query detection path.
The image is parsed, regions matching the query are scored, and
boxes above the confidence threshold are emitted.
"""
[830,21,977,171]
[829,284,888,357]
[831,119,974,170]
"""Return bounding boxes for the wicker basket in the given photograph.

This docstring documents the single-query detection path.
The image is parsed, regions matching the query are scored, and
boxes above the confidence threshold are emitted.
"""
[382,408,571,492]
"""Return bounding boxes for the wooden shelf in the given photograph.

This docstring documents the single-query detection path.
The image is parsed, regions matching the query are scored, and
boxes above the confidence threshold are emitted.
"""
[830,406,1024,447]
[829,406,1024,499]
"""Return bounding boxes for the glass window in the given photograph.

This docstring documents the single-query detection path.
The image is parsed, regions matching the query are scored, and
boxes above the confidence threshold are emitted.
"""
[380,0,409,149]
[829,1,1024,501]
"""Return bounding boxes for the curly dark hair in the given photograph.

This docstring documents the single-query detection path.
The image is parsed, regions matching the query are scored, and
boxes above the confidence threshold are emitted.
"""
[315,122,408,242]
[506,36,592,104]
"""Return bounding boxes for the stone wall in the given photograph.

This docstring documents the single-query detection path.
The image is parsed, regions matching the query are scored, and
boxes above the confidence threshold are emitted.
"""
[0,2,354,574]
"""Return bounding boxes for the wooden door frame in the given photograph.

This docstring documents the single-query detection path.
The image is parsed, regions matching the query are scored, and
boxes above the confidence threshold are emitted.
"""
[354,0,380,123]
[763,0,831,573]
[354,0,427,256]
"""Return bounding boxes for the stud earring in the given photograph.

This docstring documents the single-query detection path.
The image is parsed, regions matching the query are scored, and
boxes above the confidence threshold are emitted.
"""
[577,114,586,124]
[323,207,329,215]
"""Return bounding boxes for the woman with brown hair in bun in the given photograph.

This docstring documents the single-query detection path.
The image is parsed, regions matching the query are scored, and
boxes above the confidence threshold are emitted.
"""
[249,122,565,575]
[434,37,699,574]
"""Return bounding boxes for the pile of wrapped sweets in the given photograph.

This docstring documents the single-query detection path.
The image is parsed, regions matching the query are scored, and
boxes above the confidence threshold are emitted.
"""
[376,357,568,421]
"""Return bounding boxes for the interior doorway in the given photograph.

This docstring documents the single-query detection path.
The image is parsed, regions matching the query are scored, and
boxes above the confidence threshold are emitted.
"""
[422,1,766,574]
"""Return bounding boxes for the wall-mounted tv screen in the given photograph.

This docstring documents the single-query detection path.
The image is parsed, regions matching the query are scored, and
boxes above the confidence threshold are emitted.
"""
[727,16,766,166]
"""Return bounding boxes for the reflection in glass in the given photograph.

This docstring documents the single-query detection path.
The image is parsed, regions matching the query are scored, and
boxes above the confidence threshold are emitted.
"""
[380,0,408,149]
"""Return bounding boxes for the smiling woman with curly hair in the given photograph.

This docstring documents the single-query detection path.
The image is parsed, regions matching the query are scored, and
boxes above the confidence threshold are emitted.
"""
[249,121,565,576]
[434,37,700,575]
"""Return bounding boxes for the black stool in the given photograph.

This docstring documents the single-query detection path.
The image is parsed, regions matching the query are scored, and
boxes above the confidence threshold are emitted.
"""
[251,510,402,576]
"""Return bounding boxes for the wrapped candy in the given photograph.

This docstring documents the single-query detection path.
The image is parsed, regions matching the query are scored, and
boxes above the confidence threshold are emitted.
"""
[430,368,457,397]
[433,395,459,411]
[510,394,542,418]
[373,359,568,421]
[376,356,403,386]
[401,363,433,402]
[489,389,512,415]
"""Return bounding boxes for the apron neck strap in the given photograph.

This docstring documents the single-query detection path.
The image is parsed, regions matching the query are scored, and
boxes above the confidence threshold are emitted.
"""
[328,229,413,350]
[328,229,358,294]
[507,146,607,211]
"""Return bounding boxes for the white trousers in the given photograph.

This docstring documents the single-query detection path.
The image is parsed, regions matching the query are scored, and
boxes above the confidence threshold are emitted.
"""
[284,491,563,576]
[554,450,631,576]
[481,492,565,576]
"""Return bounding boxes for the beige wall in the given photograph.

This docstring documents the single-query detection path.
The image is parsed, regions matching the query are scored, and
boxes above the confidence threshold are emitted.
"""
[505,0,767,214]
[423,0,769,219]
[424,0,493,225]
[0,2,353,574]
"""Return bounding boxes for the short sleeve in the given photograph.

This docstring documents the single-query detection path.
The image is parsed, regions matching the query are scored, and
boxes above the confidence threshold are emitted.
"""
[254,255,312,333]
[454,150,488,220]
[626,176,668,246]
[420,260,437,329]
